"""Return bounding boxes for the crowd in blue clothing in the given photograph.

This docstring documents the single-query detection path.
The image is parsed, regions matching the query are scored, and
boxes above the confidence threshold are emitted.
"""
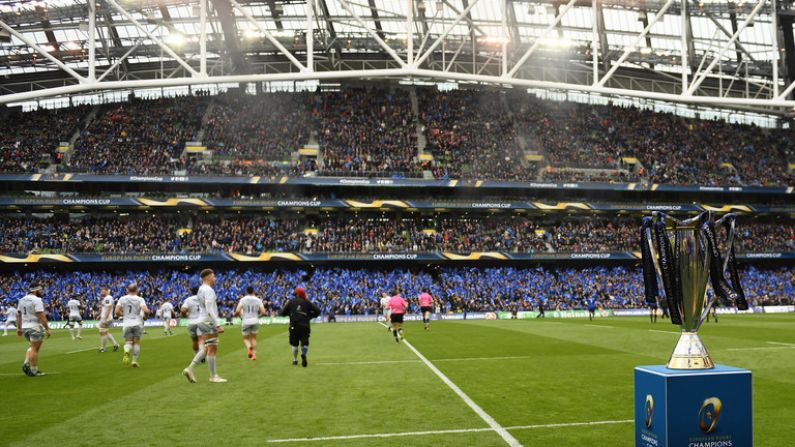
[1,266,792,321]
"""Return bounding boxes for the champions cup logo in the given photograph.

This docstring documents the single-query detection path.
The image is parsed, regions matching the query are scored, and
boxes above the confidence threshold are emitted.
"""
[698,397,722,434]
[644,394,654,428]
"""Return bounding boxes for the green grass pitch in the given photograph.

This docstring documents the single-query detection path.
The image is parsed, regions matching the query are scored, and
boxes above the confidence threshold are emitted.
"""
[1,315,793,446]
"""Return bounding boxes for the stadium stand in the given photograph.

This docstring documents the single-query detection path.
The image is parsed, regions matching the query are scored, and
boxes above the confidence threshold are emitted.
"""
[317,87,420,177]
[1,266,791,319]
[0,105,91,173]
[1,87,790,185]
[1,214,792,254]
[66,96,209,175]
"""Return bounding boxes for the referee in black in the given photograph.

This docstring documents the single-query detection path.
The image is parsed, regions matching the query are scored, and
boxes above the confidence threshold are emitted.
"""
[280,287,321,367]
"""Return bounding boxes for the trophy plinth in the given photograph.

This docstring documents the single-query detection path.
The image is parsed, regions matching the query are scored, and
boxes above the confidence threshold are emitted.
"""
[667,331,714,370]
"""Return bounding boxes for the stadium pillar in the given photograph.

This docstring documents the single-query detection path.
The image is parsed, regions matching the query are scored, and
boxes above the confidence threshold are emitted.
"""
[199,0,207,76]
[781,15,795,99]
[88,0,96,81]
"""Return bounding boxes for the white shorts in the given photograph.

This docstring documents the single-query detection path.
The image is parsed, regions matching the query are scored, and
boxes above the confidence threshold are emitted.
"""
[241,323,260,335]
[23,325,45,342]
[123,325,143,341]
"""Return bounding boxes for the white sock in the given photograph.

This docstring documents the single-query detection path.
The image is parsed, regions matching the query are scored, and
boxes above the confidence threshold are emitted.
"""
[207,355,217,377]
[107,332,117,346]
[124,342,132,353]
[189,348,206,368]
[291,346,299,360]
[101,334,107,349]
[68,326,74,338]
[77,326,82,337]
[132,344,140,362]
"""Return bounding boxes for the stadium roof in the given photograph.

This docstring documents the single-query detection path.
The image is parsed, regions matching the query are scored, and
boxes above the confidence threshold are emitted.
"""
[0,0,793,114]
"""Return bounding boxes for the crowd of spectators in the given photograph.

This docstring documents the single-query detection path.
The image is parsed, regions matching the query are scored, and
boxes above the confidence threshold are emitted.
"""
[0,215,185,254]
[1,214,792,255]
[3,88,795,185]
[736,223,795,252]
[419,88,529,181]
[513,98,623,170]
[1,266,791,320]
[204,92,314,163]
[316,88,419,176]
[0,105,90,173]
[511,95,795,186]
[65,96,209,175]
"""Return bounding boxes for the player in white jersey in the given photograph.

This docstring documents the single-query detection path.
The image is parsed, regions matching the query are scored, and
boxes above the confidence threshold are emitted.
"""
[235,286,267,361]
[3,304,17,336]
[114,283,149,368]
[97,286,119,353]
[183,269,226,383]
[380,292,391,331]
[65,297,84,340]
[158,301,175,336]
[18,284,51,377]
[181,286,204,362]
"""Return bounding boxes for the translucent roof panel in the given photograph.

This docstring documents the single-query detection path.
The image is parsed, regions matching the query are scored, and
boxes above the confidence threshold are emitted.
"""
[0,0,781,104]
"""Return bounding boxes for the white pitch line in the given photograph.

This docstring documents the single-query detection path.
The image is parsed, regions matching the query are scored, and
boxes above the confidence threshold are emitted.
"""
[767,341,795,347]
[317,359,420,366]
[435,356,532,362]
[265,419,635,443]
[649,329,680,334]
[267,427,494,443]
[379,323,522,447]
[316,356,533,366]
[65,347,100,355]
[585,324,614,329]
[506,419,634,431]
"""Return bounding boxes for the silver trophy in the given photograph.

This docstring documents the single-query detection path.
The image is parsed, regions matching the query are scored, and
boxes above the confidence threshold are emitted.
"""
[641,211,748,369]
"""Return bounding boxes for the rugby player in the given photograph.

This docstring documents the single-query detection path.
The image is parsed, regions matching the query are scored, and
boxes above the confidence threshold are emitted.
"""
[3,303,17,336]
[65,296,84,340]
[235,286,267,360]
[181,286,204,362]
[18,284,51,377]
[183,269,226,383]
[97,286,119,353]
[380,292,391,331]
[158,300,175,336]
[115,284,149,368]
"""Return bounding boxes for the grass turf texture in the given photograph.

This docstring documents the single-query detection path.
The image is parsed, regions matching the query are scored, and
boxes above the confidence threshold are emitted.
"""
[0,314,793,446]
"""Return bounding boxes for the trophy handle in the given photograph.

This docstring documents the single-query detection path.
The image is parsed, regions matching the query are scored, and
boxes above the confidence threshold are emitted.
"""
[651,212,684,325]
[716,214,749,310]
[715,213,736,273]
[702,218,747,310]
[641,217,664,300]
